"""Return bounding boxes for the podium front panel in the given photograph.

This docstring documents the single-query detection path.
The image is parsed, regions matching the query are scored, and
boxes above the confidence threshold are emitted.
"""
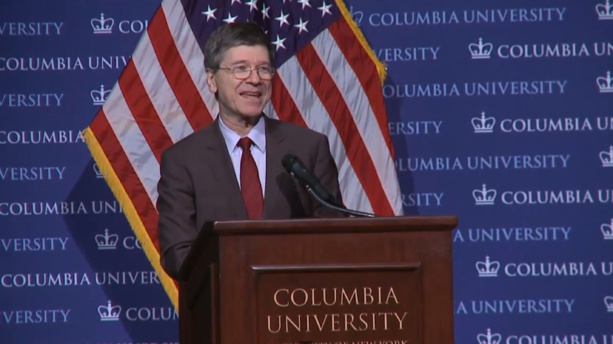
[216,228,453,344]
[251,264,423,344]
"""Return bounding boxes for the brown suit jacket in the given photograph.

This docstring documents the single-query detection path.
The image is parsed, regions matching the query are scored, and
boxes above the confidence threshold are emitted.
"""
[156,115,344,279]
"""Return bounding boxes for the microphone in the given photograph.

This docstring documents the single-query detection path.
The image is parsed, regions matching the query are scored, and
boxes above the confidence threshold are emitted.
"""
[281,154,375,218]
[282,154,337,205]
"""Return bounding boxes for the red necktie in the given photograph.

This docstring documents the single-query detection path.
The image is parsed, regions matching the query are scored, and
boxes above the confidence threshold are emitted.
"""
[238,137,263,219]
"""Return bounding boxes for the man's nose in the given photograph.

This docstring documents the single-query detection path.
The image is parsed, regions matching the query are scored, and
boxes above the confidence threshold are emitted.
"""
[246,68,262,83]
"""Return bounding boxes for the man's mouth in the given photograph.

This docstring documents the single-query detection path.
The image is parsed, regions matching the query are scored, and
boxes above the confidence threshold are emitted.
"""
[240,91,261,99]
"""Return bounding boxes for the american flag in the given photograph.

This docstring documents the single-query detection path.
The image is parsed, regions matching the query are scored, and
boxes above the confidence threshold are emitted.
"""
[84,0,403,308]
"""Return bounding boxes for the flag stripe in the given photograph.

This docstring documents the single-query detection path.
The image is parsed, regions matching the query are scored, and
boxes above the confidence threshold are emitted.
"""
[312,29,400,215]
[130,32,195,144]
[330,1,401,215]
[296,42,391,215]
[263,99,280,121]
[274,52,372,213]
[102,82,161,203]
[270,75,308,127]
[148,6,213,131]
[118,61,174,162]
[89,111,161,249]
[328,18,395,155]
[161,0,219,119]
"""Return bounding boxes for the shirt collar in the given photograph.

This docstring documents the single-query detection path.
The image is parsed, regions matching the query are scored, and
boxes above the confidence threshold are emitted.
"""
[219,116,266,153]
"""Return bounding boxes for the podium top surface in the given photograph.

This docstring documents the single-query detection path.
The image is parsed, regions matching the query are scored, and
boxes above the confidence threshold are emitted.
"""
[211,215,458,236]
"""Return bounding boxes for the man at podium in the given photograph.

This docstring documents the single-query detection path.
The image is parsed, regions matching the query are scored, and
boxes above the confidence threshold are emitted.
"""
[156,22,344,280]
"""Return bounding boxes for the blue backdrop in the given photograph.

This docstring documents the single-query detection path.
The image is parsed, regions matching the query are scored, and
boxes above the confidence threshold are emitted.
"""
[1,0,612,343]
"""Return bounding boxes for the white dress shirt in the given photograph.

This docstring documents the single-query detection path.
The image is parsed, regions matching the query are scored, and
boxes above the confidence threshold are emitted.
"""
[218,117,267,197]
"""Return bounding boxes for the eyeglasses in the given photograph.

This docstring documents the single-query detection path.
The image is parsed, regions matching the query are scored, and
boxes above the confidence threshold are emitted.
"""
[217,65,275,80]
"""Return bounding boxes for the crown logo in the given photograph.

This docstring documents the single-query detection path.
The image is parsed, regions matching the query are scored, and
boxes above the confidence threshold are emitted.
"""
[599,146,613,167]
[476,256,500,277]
[98,300,121,321]
[605,296,613,312]
[91,84,111,106]
[472,112,496,133]
[349,6,364,26]
[596,0,613,20]
[473,184,496,205]
[477,328,502,344]
[91,13,115,34]
[469,38,493,59]
[601,218,613,240]
[95,229,119,250]
[597,71,613,93]
[93,163,104,179]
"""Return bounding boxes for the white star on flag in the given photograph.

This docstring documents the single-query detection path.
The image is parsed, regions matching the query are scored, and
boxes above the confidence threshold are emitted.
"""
[202,5,217,21]
[318,1,332,17]
[223,13,238,23]
[275,11,290,28]
[271,34,286,51]
[295,18,308,34]
[297,0,311,10]
[246,0,258,11]
[261,4,270,19]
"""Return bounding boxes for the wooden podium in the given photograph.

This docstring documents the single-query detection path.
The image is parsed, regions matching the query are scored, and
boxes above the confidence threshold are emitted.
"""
[178,216,457,344]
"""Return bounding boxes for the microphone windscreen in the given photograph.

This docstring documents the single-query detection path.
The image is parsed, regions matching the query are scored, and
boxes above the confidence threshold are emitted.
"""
[281,154,299,172]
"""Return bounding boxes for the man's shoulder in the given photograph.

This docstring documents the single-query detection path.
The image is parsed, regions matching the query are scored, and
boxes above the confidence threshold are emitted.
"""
[268,117,327,142]
[162,122,217,159]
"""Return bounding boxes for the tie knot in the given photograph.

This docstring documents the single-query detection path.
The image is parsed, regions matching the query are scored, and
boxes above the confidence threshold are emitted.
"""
[238,137,253,150]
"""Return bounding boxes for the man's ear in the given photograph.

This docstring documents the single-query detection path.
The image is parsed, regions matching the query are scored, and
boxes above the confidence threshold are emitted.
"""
[206,69,217,93]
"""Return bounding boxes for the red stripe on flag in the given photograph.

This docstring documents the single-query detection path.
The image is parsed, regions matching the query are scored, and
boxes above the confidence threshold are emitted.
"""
[328,19,395,156]
[118,60,174,162]
[89,110,161,249]
[271,75,307,127]
[296,43,394,216]
[147,8,212,131]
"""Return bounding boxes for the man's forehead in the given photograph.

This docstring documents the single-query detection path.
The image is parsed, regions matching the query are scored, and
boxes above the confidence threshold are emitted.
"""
[222,45,271,63]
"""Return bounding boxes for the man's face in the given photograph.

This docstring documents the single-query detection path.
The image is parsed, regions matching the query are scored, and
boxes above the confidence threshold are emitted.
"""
[206,45,272,122]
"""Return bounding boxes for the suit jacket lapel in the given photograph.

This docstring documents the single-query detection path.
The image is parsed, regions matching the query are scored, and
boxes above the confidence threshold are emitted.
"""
[263,116,285,218]
[202,118,249,219]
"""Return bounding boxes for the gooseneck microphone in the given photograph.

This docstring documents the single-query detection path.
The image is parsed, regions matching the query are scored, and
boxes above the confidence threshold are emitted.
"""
[281,154,337,204]
[281,154,375,218]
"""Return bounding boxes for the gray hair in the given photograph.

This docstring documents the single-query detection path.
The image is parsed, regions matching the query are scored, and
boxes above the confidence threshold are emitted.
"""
[204,22,274,70]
